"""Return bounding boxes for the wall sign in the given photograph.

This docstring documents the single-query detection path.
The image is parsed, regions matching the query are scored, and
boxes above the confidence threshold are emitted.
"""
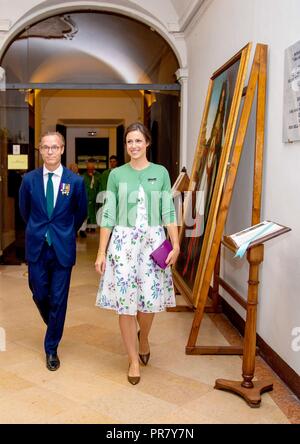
[283,40,300,142]
[12,144,21,155]
[8,154,28,170]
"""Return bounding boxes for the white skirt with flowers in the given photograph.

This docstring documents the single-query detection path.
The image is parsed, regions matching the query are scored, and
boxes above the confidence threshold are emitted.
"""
[96,186,176,315]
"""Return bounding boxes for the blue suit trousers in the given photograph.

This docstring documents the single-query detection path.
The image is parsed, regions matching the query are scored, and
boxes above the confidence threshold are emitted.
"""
[28,242,72,354]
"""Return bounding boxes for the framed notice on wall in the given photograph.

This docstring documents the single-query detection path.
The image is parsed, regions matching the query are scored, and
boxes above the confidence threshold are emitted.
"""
[283,40,300,142]
[8,154,28,170]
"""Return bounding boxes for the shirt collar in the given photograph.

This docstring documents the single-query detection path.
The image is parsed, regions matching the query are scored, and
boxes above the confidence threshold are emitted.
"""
[43,164,63,178]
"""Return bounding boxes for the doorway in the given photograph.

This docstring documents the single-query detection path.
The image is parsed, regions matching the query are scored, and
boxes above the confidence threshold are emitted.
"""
[75,137,109,173]
[0,11,181,263]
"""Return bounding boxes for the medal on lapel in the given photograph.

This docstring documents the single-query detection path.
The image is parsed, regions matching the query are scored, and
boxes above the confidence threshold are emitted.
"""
[60,183,70,196]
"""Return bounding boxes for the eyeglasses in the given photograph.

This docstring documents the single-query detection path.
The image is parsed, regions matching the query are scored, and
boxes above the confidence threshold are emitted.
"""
[40,145,62,152]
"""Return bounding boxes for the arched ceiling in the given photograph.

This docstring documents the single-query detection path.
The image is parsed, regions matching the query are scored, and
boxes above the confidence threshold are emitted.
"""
[2,12,179,84]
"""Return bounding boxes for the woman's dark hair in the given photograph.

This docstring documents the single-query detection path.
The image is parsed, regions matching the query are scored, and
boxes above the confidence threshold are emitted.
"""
[124,122,152,146]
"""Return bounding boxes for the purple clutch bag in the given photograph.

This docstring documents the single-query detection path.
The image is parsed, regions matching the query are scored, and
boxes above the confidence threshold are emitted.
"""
[150,239,173,269]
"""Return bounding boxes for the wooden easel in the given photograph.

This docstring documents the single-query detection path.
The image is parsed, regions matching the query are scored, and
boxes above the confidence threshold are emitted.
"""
[168,167,195,311]
[186,44,275,407]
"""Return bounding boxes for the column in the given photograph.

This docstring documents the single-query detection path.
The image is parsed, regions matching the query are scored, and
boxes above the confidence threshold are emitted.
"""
[175,67,188,170]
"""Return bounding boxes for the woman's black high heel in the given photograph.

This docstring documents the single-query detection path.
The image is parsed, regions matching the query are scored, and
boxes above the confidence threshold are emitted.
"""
[137,330,150,366]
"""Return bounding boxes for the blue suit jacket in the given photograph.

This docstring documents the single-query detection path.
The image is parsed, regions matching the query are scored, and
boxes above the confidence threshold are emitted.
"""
[19,166,87,267]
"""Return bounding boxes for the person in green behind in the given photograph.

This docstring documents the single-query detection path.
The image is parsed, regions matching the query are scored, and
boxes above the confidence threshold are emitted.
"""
[100,155,118,192]
[83,158,102,232]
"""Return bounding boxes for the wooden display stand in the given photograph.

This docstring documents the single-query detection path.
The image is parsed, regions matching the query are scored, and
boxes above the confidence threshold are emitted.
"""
[184,44,287,407]
[214,225,290,407]
[214,245,271,408]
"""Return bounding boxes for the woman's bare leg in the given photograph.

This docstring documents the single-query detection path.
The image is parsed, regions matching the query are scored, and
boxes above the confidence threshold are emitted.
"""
[137,312,155,354]
[119,315,140,377]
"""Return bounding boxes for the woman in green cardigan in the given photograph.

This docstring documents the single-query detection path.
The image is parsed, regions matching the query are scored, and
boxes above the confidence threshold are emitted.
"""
[95,122,179,385]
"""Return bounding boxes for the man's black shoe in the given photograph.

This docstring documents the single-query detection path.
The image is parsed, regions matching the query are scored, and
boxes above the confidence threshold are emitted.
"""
[79,230,87,238]
[46,353,60,371]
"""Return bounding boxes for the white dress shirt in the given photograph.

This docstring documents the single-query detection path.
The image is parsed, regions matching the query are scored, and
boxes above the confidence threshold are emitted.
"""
[43,164,63,208]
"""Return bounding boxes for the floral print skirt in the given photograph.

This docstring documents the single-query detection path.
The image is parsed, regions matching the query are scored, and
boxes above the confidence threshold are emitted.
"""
[96,186,176,315]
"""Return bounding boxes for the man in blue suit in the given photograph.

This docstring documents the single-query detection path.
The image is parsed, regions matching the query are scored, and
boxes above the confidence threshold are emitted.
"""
[19,132,87,371]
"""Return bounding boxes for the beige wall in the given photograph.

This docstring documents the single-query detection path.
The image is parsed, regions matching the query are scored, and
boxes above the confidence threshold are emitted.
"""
[186,0,300,374]
[39,90,143,134]
[37,90,143,166]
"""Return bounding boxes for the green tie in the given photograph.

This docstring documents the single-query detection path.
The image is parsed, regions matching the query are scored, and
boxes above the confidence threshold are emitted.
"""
[46,172,54,245]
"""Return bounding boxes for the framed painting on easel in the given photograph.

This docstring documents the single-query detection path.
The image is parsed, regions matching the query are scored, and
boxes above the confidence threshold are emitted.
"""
[173,43,252,305]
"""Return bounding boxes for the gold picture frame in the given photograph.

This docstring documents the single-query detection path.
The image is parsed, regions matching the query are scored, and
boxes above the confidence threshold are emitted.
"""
[173,43,252,306]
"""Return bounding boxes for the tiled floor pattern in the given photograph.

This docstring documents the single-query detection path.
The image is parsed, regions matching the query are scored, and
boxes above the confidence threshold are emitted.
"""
[0,234,299,424]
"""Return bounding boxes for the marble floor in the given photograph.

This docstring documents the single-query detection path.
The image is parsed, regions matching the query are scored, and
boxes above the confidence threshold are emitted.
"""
[0,233,299,424]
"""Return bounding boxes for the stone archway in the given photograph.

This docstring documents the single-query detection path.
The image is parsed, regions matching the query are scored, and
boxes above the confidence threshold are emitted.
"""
[0,3,189,262]
[0,0,187,69]
[0,1,188,167]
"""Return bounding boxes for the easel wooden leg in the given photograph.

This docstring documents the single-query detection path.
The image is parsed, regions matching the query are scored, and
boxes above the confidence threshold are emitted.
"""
[211,246,222,312]
[215,245,273,407]
[214,379,273,408]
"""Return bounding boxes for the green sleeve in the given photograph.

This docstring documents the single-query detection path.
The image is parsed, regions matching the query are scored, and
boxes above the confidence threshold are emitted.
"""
[161,168,176,225]
[100,170,117,230]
